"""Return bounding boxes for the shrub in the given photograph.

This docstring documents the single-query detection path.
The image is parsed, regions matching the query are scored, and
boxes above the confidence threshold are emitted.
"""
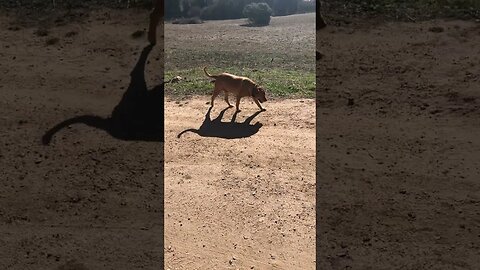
[172,17,203,24]
[243,2,273,26]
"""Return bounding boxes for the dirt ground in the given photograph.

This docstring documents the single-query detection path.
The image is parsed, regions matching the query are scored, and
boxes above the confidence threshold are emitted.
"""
[317,19,480,269]
[1,5,479,270]
[163,13,316,269]
[0,9,165,270]
[0,8,316,270]
[164,98,315,269]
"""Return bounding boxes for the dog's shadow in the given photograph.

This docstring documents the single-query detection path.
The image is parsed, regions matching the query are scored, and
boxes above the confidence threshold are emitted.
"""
[42,44,164,145]
[177,107,264,139]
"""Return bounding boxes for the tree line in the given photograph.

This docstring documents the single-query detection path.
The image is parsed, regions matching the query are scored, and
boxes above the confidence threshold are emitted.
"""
[165,0,315,20]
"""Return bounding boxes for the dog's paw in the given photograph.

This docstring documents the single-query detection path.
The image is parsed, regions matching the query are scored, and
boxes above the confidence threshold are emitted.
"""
[260,108,266,112]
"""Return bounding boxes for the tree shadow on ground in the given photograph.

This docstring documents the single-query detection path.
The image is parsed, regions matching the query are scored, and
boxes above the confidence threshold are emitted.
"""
[42,44,164,145]
[177,107,264,139]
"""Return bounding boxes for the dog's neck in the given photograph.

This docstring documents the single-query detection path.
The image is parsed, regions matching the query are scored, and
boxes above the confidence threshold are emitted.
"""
[251,85,257,97]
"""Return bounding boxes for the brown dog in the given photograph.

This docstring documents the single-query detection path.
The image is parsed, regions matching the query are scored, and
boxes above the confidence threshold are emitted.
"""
[204,67,267,112]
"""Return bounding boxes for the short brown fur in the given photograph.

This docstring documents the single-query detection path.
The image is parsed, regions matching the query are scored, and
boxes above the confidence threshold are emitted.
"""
[204,67,267,112]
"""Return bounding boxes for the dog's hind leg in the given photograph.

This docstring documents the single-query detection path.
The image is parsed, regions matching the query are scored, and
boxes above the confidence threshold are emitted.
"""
[210,86,221,107]
[224,91,233,107]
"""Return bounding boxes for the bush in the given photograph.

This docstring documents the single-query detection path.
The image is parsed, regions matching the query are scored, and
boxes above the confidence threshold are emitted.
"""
[172,17,203,24]
[243,2,273,26]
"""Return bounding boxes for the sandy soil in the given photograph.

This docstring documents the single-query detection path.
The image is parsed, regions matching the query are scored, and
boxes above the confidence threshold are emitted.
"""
[163,13,316,269]
[164,98,316,269]
[0,9,316,270]
[317,20,480,269]
[1,5,479,270]
[0,9,165,270]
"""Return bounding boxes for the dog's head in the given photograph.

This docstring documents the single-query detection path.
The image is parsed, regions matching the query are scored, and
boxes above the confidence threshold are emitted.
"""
[253,85,267,103]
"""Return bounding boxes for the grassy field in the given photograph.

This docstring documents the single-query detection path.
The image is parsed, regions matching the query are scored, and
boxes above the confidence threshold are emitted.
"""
[164,13,316,98]
[165,67,316,98]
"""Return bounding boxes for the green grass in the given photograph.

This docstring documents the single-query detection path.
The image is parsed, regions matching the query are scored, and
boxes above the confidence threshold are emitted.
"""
[165,44,315,99]
[165,67,315,98]
[163,14,315,99]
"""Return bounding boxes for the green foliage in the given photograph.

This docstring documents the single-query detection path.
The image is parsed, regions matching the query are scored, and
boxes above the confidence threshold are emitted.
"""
[165,0,182,19]
[172,17,203,24]
[243,2,273,26]
[272,0,299,16]
[200,0,245,20]
[179,0,302,20]
[297,0,316,13]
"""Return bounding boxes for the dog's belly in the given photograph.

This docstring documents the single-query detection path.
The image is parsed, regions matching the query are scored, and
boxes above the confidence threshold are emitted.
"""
[217,78,247,96]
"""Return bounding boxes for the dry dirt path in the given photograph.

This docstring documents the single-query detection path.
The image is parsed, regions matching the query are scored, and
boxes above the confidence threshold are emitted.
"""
[317,19,480,269]
[1,9,164,270]
[164,98,316,269]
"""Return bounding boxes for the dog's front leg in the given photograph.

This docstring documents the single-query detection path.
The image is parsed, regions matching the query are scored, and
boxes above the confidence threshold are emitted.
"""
[235,96,241,112]
[253,98,265,111]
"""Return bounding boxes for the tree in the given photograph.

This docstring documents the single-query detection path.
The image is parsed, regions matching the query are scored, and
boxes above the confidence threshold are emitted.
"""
[273,0,299,16]
[165,0,182,18]
[243,2,273,25]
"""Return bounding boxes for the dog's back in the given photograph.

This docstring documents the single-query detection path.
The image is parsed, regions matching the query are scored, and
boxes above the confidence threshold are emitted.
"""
[215,73,256,96]
[205,67,253,84]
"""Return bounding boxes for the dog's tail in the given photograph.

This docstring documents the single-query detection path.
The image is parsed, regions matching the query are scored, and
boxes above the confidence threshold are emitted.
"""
[177,128,198,138]
[203,66,217,78]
